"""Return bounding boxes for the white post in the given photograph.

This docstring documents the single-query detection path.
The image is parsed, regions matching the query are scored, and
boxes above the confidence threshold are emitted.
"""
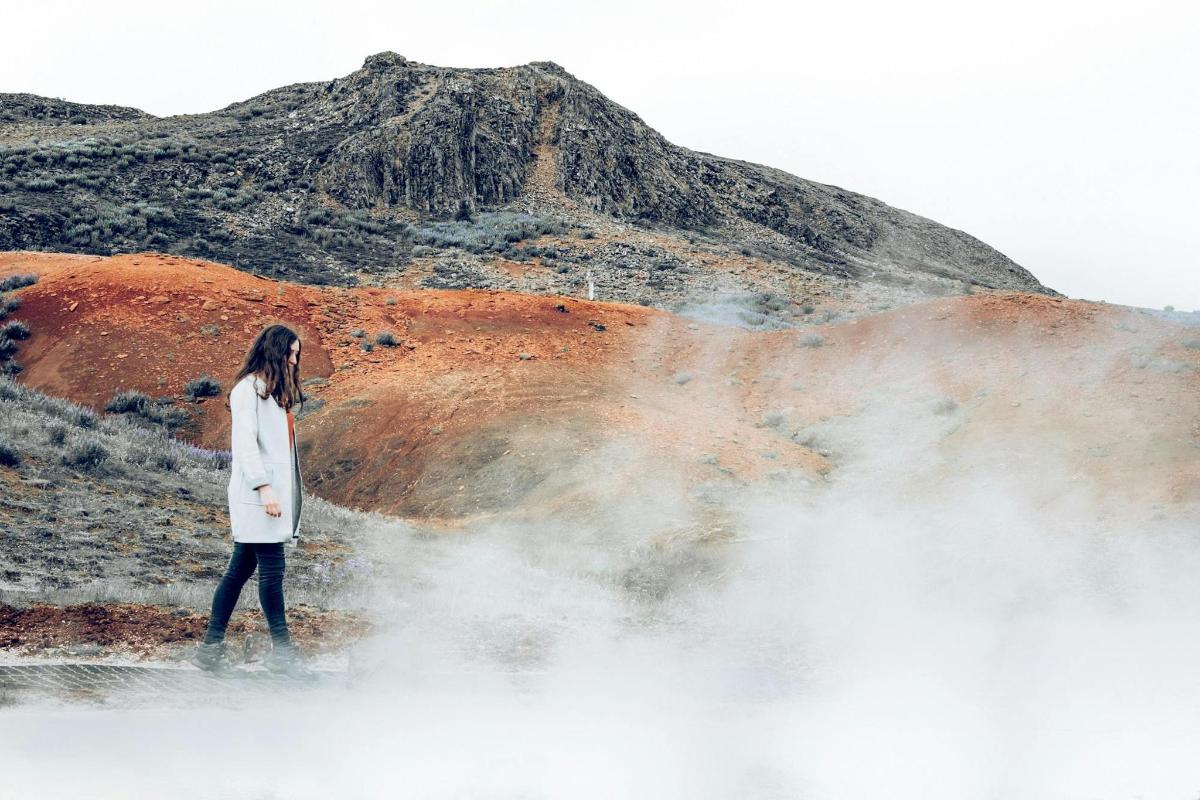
[586,269,595,301]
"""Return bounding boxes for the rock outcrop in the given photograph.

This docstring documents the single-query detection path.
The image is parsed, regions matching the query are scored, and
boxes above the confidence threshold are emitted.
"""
[0,53,1052,302]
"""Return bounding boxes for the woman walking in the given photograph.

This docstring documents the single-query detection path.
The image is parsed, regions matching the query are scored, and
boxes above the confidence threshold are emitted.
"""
[191,323,314,679]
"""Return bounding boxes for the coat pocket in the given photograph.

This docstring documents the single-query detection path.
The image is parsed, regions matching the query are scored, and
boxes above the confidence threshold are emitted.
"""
[236,463,281,505]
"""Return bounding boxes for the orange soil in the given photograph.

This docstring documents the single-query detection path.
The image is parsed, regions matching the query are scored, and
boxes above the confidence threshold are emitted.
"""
[0,602,369,660]
[2,252,1197,523]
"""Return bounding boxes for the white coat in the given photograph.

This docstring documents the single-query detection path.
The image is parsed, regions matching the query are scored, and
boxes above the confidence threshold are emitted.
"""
[227,373,304,544]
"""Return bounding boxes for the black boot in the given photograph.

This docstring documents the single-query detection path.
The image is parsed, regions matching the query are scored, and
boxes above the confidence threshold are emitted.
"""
[265,642,318,681]
[190,641,231,674]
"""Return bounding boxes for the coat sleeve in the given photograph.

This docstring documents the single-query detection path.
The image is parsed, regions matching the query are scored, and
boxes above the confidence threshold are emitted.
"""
[230,378,270,492]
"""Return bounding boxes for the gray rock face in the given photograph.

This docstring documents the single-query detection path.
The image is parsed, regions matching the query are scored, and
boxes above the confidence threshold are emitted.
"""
[0,52,1052,298]
[319,62,542,215]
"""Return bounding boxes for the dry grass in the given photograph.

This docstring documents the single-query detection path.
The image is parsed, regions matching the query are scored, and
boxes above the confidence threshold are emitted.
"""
[0,375,398,616]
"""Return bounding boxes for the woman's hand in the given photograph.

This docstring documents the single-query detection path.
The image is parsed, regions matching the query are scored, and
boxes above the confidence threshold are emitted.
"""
[257,485,282,517]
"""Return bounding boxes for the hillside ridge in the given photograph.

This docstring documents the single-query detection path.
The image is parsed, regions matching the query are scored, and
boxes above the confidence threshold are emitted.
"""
[1,53,1049,311]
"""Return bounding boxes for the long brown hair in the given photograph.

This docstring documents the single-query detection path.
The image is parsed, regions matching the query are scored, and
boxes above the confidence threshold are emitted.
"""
[226,323,304,411]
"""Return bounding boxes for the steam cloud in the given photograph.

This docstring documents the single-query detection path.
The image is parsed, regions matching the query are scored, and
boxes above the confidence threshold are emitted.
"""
[4,318,1199,800]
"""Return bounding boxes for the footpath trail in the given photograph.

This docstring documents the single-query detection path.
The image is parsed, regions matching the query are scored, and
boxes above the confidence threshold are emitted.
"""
[0,660,350,704]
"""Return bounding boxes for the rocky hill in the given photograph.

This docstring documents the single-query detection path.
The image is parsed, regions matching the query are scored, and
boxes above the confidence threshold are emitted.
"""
[0,53,1051,318]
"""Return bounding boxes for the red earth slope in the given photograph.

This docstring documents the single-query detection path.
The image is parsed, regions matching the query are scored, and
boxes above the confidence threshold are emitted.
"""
[2,252,1196,524]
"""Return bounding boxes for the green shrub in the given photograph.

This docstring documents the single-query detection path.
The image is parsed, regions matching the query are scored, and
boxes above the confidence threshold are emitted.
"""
[62,438,108,470]
[0,440,19,467]
[112,393,190,429]
[235,106,266,122]
[105,390,151,414]
[411,212,569,254]
[22,177,57,192]
[2,320,30,340]
[156,406,191,429]
[75,174,106,190]
[0,273,37,292]
[760,409,787,428]
[64,221,93,244]
[376,331,398,347]
[152,449,180,472]
[184,374,221,400]
[215,189,259,211]
[131,203,175,224]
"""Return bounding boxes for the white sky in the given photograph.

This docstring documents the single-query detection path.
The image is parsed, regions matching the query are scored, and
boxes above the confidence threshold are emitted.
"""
[3,0,1197,310]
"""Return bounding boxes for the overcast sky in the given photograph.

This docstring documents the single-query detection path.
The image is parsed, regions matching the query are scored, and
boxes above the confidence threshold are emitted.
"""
[4,0,1197,310]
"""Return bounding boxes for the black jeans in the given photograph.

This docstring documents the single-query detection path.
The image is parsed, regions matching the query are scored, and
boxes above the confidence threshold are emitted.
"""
[203,542,291,646]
